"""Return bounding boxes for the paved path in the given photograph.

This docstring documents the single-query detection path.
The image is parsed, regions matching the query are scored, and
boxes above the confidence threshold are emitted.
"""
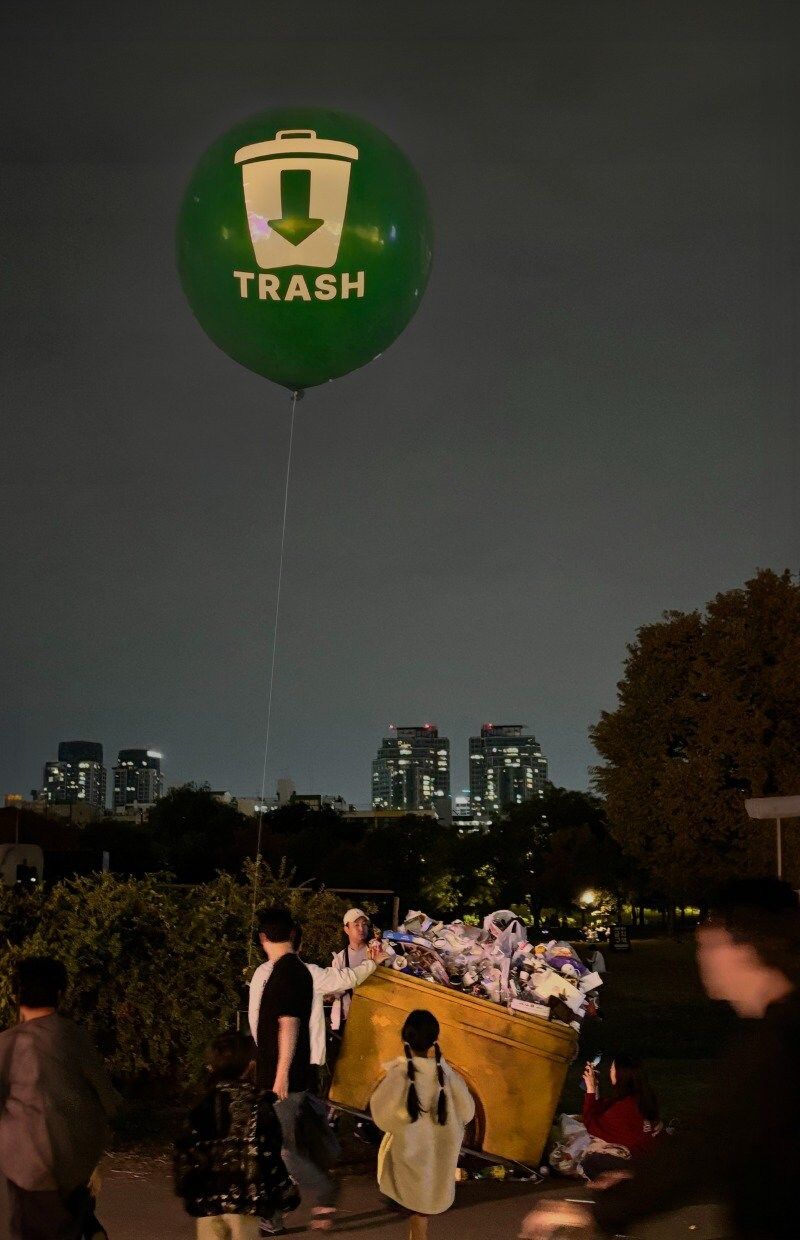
[1,1158,730,1238]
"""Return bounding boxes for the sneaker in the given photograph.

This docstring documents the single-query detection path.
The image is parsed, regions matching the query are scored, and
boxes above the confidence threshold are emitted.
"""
[260,1219,287,1236]
[353,1118,380,1146]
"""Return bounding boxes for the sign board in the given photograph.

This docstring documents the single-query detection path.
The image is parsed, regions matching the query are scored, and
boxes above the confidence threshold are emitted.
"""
[610,924,631,951]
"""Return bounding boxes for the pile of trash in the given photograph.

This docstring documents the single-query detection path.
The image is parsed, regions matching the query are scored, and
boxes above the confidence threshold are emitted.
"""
[380,909,602,1030]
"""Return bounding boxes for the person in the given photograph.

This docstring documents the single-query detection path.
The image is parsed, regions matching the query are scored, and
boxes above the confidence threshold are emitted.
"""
[586,945,606,975]
[255,907,337,1234]
[549,1053,660,1180]
[248,920,386,1085]
[174,1031,299,1239]
[579,1053,661,1179]
[328,908,372,1037]
[0,955,121,1240]
[327,908,393,1145]
[370,1009,475,1240]
[521,877,800,1239]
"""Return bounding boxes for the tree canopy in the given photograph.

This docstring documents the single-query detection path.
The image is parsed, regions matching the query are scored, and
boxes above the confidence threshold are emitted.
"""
[591,569,800,900]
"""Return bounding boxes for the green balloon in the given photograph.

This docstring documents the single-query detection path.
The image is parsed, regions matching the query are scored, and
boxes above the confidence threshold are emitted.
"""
[177,109,432,391]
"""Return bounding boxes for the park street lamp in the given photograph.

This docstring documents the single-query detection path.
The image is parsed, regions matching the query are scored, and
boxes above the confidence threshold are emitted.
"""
[578,889,596,934]
[744,794,800,879]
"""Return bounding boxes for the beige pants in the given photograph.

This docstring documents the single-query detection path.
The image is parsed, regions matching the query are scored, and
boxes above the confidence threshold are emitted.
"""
[196,1216,261,1239]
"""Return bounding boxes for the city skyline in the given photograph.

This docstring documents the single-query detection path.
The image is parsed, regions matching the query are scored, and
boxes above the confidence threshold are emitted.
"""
[2,3,797,816]
[11,721,552,811]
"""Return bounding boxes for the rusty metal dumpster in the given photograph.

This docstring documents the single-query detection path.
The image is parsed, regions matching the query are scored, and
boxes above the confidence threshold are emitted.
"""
[329,966,577,1168]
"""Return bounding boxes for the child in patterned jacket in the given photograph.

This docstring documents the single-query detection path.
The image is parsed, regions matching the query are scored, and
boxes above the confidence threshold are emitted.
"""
[175,1032,299,1239]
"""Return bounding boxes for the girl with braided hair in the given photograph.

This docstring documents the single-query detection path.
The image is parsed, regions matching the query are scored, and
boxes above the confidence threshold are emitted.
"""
[370,1010,475,1240]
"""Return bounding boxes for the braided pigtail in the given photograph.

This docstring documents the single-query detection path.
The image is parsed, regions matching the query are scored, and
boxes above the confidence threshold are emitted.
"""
[404,1042,421,1122]
[434,1042,448,1125]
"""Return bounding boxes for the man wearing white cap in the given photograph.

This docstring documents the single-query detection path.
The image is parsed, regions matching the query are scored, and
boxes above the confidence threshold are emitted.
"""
[330,909,373,1036]
[248,914,385,1070]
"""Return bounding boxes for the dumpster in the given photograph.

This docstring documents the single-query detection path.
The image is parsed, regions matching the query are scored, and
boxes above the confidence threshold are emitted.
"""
[329,966,577,1168]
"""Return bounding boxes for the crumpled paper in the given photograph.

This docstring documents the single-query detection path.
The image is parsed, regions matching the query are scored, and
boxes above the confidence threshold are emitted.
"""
[382,910,602,1028]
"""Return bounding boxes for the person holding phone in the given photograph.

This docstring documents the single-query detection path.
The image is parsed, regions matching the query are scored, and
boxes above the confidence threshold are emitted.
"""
[580,1054,661,1179]
[549,1054,660,1181]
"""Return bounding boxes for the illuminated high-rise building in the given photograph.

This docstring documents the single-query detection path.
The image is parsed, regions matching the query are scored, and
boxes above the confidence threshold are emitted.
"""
[113,749,164,811]
[468,724,547,817]
[43,740,107,809]
[372,725,450,813]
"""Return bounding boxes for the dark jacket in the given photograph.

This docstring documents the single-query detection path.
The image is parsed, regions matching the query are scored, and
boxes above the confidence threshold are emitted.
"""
[174,1080,299,1219]
[0,1014,121,1192]
[594,990,800,1238]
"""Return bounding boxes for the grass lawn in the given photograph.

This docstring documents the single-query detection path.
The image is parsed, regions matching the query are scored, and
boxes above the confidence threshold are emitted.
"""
[561,938,735,1120]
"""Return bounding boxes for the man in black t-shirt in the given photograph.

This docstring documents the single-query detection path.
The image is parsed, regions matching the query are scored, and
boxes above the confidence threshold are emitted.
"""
[256,943,312,1097]
[256,907,337,1235]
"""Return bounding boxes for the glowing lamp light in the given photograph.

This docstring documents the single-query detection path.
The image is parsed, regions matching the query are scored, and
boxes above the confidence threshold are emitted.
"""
[580,889,596,907]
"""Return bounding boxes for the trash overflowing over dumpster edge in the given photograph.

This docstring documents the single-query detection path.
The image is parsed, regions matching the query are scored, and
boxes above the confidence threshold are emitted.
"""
[378,908,602,1030]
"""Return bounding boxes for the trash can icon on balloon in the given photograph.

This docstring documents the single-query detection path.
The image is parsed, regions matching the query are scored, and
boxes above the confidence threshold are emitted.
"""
[234,129,359,269]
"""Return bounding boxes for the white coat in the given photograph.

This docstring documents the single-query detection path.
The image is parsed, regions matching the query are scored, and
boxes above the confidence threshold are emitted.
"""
[370,1055,475,1216]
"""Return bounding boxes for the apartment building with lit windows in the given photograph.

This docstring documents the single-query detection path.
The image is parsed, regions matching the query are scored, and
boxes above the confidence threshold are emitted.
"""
[113,749,165,812]
[43,740,107,810]
[468,723,547,818]
[372,724,450,813]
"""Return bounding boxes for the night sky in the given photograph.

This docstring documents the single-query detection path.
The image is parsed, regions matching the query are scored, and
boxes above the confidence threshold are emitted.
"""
[2,2,798,807]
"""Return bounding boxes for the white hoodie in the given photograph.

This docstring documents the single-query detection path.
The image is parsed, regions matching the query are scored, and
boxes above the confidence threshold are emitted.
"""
[370,1054,475,1215]
[249,956,376,1065]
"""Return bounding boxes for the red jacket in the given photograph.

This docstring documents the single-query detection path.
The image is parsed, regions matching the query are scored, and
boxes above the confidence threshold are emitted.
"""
[582,1092,659,1156]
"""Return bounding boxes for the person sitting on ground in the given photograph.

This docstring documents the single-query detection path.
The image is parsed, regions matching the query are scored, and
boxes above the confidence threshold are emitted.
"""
[0,955,121,1240]
[174,1031,299,1239]
[370,1009,475,1240]
[580,1053,661,1180]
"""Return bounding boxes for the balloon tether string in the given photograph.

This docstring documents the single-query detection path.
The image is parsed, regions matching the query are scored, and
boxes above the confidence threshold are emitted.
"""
[248,388,302,967]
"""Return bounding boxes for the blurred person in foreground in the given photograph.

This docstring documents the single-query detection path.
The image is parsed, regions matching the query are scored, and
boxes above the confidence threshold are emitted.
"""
[521,877,800,1239]
[0,955,120,1240]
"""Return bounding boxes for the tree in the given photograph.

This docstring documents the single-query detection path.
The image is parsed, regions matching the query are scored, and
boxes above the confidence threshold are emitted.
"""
[492,787,630,924]
[539,784,607,836]
[146,784,255,881]
[591,569,800,901]
[83,818,164,876]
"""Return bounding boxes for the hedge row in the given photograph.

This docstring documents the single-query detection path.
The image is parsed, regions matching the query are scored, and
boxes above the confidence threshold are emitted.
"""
[0,863,347,1082]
